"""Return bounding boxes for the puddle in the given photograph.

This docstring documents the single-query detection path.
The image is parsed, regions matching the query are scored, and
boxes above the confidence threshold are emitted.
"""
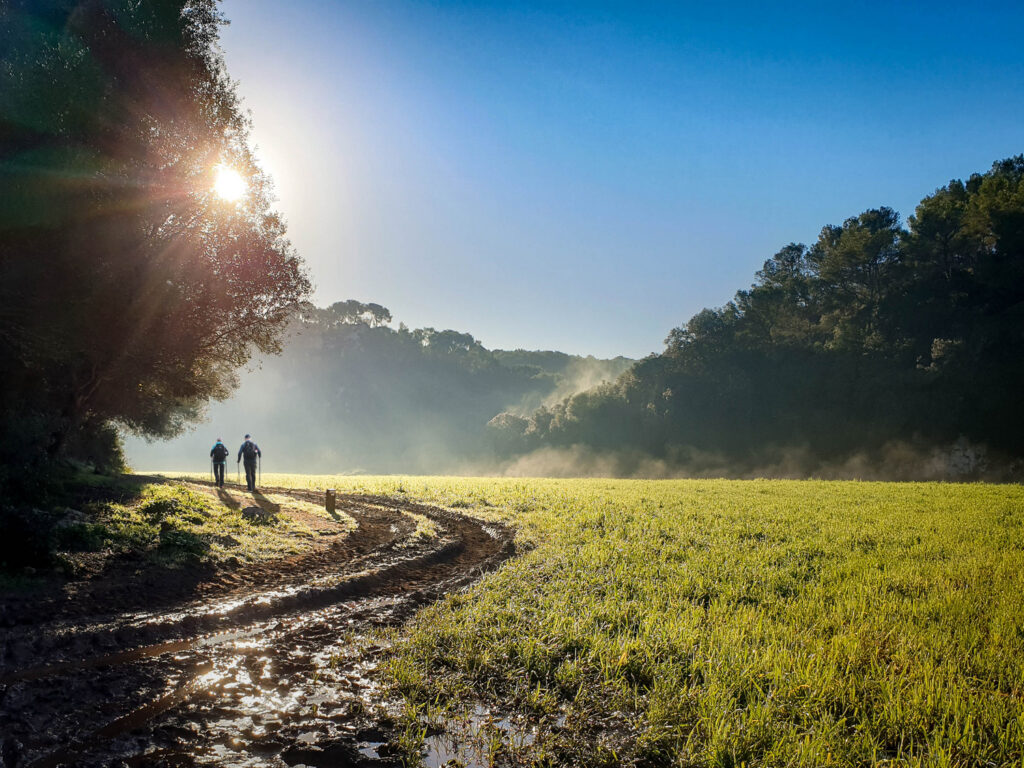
[358,740,386,758]
[421,704,545,767]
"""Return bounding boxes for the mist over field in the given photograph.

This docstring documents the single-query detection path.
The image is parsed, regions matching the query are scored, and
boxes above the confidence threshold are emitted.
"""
[492,440,1006,482]
[122,302,633,475]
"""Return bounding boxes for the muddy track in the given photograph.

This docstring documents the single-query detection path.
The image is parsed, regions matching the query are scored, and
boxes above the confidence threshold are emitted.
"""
[0,485,412,629]
[0,486,515,768]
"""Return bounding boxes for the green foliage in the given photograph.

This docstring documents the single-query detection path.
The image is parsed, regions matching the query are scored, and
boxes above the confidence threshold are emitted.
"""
[138,484,213,523]
[64,422,127,475]
[490,157,1024,475]
[317,299,393,327]
[0,0,309,495]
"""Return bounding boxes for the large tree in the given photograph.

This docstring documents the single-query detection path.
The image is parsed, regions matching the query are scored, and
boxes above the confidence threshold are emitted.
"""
[0,0,309,487]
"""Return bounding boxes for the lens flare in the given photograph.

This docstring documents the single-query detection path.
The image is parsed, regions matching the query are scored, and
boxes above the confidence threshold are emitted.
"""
[213,164,246,201]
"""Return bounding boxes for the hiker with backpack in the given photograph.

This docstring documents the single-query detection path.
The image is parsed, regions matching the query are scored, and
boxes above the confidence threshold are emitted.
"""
[210,438,229,487]
[237,434,262,492]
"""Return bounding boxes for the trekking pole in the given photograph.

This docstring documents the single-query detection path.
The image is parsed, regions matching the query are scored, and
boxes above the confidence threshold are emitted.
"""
[211,460,214,483]
[258,455,262,487]
[237,461,240,485]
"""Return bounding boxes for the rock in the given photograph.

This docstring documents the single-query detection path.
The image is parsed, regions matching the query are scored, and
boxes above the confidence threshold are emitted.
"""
[242,506,276,524]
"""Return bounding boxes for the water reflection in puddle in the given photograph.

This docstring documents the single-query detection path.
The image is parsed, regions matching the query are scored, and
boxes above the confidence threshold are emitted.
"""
[358,740,385,758]
[140,596,410,765]
[420,704,554,768]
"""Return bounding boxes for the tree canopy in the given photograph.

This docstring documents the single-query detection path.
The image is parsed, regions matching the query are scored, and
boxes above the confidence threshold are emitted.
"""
[490,157,1024,477]
[0,0,309,492]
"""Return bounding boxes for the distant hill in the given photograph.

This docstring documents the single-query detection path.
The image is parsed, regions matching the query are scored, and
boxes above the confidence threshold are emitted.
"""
[123,302,634,473]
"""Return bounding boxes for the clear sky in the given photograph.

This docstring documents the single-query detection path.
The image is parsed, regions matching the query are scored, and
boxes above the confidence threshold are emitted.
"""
[218,0,1024,359]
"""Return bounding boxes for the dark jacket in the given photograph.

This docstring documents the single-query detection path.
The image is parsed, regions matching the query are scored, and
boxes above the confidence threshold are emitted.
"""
[238,440,262,464]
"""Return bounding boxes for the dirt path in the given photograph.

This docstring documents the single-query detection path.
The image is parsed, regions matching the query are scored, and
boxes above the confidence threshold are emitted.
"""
[0,485,515,768]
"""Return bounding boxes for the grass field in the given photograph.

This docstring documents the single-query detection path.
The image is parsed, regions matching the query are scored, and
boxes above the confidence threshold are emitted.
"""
[162,473,1024,766]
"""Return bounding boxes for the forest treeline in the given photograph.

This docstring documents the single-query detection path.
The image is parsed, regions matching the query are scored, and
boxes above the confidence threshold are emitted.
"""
[4,0,1022,484]
[125,301,634,473]
[488,157,1024,478]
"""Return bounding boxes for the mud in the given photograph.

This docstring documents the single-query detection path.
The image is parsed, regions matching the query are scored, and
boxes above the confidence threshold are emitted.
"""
[0,484,514,767]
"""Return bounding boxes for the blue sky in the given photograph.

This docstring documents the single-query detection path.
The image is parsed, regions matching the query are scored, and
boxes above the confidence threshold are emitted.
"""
[219,0,1024,358]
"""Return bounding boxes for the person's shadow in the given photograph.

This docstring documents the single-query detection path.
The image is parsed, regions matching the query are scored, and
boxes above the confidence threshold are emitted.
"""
[215,486,281,516]
[216,488,240,509]
[251,490,281,516]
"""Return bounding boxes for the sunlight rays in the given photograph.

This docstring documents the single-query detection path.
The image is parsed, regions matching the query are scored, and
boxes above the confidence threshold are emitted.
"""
[213,163,247,202]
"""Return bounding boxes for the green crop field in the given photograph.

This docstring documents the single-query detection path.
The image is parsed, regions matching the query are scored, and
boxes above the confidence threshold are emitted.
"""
[163,473,1024,767]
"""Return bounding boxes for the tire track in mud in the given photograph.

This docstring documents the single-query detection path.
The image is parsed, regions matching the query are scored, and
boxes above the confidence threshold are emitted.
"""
[0,486,515,768]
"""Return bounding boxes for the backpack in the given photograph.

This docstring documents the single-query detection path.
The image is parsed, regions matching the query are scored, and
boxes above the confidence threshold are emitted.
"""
[212,443,228,461]
[242,441,258,461]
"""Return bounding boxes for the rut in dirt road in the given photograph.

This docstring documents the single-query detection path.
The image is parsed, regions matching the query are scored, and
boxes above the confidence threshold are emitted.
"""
[0,487,515,768]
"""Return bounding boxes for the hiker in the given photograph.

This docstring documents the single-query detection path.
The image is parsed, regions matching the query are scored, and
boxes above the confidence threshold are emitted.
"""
[237,434,262,492]
[210,438,229,487]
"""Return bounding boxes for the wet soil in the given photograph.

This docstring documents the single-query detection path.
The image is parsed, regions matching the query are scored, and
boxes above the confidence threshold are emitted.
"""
[0,484,515,767]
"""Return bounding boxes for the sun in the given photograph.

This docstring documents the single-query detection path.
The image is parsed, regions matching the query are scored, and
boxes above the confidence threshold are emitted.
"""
[213,164,247,202]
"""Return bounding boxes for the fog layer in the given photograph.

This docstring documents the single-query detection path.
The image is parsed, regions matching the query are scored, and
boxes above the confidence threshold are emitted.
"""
[123,302,633,474]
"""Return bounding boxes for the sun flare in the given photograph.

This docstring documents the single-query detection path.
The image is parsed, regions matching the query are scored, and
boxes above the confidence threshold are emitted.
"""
[213,164,246,201]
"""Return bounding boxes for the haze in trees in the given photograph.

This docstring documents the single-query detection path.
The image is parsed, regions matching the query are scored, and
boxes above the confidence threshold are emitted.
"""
[489,158,1024,479]
[123,303,634,474]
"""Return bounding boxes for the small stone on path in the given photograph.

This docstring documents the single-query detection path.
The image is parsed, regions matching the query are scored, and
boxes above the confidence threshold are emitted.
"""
[242,506,276,524]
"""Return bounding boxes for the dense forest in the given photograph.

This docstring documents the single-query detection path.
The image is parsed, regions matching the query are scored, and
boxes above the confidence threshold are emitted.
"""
[124,301,633,473]
[489,157,1024,479]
